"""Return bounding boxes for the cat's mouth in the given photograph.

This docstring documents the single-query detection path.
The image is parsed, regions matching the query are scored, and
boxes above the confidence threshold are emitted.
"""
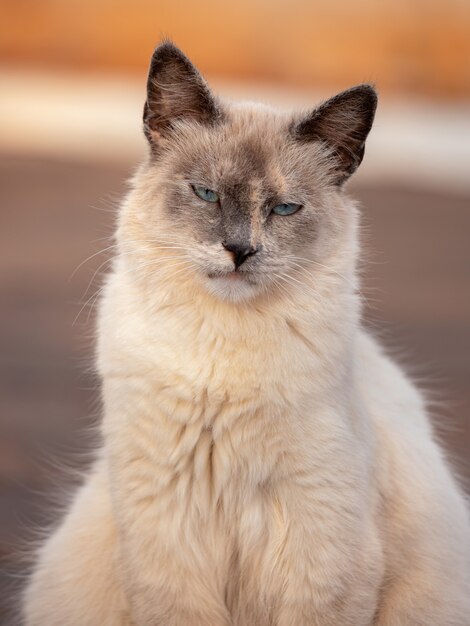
[207,269,255,283]
[204,268,260,301]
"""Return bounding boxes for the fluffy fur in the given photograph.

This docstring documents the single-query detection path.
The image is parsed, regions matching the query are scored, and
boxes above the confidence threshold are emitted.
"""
[23,43,470,625]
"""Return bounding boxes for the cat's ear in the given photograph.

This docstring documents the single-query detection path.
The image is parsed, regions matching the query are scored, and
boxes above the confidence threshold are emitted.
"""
[293,84,377,184]
[143,41,222,145]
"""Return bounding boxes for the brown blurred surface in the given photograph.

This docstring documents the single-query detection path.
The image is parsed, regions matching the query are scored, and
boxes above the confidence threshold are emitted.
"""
[1,0,470,98]
[0,153,469,623]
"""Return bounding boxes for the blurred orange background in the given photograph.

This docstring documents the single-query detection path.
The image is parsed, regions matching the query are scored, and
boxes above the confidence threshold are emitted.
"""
[1,2,469,624]
[1,0,470,97]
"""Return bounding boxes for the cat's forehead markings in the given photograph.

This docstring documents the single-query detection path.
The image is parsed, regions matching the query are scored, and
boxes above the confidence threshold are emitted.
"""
[248,177,263,208]
[248,178,265,243]
[267,161,287,198]
[236,137,270,179]
[223,116,289,197]
[214,139,268,196]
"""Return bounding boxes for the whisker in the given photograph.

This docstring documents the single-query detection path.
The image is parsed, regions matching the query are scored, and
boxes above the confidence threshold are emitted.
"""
[69,244,118,282]
[80,256,115,301]
[285,254,352,284]
[72,286,105,327]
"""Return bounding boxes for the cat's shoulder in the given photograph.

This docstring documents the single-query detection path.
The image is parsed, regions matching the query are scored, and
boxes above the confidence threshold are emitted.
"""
[356,329,430,438]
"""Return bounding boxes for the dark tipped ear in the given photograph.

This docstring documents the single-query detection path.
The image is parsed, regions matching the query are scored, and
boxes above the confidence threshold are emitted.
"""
[143,41,222,144]
[293,84,377,184]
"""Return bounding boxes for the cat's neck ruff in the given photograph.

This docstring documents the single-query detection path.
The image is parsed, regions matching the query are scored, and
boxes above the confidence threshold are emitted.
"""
[98,256,359,419]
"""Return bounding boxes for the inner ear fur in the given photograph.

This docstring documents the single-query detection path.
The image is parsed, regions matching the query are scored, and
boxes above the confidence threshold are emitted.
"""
[143,41,223,144]
[294,84,378,184]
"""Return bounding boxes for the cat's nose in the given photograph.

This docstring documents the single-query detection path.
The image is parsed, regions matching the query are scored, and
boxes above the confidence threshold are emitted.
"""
[222,242,259,269]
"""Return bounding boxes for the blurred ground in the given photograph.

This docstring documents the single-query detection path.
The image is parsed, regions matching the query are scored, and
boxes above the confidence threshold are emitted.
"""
[0,151,469,623]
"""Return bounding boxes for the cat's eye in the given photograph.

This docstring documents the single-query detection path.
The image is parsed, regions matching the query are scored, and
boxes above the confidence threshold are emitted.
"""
[271,203,302,216]
[191,184,219,203]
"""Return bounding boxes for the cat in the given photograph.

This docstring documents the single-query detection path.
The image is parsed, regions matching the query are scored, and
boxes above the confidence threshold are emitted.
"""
[23,41,470,626]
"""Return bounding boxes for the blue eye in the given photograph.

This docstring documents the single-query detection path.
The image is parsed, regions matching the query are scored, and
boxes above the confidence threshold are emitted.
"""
[271,203,302,216]
[191,184,219,203]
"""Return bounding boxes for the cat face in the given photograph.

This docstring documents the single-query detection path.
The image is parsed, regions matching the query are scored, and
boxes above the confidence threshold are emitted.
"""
[131,42,377,302]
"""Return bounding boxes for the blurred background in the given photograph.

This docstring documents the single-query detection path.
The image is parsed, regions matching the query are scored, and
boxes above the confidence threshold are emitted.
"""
[1,0,469,622]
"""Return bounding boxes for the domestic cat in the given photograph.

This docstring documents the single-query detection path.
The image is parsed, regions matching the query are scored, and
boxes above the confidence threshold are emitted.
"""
[23,42,470,625]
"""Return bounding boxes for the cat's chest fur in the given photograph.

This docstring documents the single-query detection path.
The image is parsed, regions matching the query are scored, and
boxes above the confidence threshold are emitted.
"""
[100,270,356,492]
[99,274,370,623]
[101,284,319,494]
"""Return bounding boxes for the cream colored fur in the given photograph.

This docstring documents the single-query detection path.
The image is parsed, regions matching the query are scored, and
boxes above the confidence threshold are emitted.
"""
[24,112,470,625]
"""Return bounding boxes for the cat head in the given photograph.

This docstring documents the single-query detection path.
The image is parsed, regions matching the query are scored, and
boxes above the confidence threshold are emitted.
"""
[122,42,377,303]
